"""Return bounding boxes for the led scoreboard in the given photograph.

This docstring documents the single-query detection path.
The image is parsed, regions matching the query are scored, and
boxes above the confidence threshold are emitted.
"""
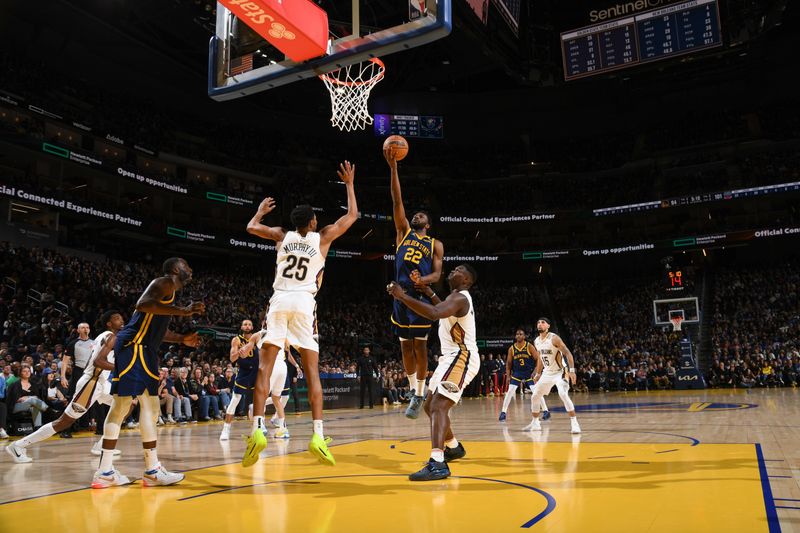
[373,114,444,139]
[561,0,722,81]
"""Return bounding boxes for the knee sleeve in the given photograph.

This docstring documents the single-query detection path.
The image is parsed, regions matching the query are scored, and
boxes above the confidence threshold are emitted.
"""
[557,381,575,412]
[103,396,133,441]
[226,393,242,416]
[139,392,159,442]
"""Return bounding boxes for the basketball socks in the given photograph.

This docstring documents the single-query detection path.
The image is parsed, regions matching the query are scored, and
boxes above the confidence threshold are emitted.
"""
[430,449,444,462]
[278,417,286,428]
[414,379,426,397]
[144,448,159,471]
[17,422,56,448]
[444,438,459,449]
[253,416,265,433]
[99,449,115,472]
[408,375,418,394]
[313,419,324,437]
[223,422,231,432]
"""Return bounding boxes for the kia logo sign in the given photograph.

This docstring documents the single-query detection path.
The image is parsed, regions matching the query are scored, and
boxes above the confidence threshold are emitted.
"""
[678,375,699,381]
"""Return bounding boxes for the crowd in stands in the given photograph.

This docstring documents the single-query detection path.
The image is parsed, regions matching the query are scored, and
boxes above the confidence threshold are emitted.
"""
[2,240,799,435]
[707,260,800,388]
[552,276,686,393]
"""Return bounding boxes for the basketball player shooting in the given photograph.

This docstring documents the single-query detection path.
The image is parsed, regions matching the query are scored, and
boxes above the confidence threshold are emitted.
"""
[524,318,581,434]
[387,264,479,481]
[242,160,358,468]
[384,147,444,420]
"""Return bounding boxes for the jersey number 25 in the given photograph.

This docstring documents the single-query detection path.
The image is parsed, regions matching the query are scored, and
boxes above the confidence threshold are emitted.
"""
[282,256,309,280]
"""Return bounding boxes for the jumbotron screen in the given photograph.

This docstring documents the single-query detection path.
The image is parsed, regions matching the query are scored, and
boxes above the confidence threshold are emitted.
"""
[561,0,722,81]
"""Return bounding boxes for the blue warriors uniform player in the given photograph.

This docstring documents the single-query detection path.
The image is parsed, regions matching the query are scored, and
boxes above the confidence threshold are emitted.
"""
[220,319,258,441]
[385,146,444,420]
[499,328,549,422]
[92,257,204,489]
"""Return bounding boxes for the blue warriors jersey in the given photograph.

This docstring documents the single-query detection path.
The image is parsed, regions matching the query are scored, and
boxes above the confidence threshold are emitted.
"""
[511,342,534,377]
[395,229,435,290]
[236,335,258,375]
[116,292,176,347]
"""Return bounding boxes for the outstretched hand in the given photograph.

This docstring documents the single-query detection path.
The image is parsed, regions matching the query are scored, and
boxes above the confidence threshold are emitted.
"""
[337,161,355,184]
[386,281,406,299]
[383,147,397,168]
[257,197,277,215]
[182,332,201,347]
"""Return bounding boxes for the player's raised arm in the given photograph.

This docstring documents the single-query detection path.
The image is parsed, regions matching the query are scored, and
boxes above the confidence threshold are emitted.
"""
[247,197,287,243]
[236,331,262,358]
[384,148,410,245]
[320,161,358,248]
[387,282,469,320]
[552,334,577,385]
[135,278,205,317]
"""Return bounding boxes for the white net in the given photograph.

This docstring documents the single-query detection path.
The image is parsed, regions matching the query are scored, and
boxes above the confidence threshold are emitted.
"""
[320,58,385,132]
[670,317,683,331]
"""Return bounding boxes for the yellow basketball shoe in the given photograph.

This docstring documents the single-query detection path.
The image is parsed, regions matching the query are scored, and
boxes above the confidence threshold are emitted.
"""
[241,429,267,468]
[309,434,335,466]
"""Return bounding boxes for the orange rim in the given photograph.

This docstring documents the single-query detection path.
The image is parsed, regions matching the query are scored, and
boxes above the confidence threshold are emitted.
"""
[319,58,385,87]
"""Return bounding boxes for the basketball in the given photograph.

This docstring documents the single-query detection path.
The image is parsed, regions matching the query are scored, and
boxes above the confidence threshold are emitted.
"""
[383,135,409,160]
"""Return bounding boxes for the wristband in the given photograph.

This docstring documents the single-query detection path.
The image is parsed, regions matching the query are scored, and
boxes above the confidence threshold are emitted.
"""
[569,368,576,373]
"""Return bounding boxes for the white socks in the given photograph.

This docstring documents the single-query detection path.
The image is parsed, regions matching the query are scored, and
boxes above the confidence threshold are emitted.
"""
[313,419,324,437]
[414,378,426,397]
[253,415,265,432]
[444,438,459,449]
[431,449,444,462]
[407,375,418,395]
[99,448,115,472]
[144,448,159,471]
[17,422,56,448]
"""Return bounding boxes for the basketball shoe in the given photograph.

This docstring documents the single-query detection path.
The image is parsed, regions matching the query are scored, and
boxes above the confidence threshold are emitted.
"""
[309,433,335,466]
[91,469,132,489]
[142,464,185,487]
[522,419,542,431]
[242,428,267,467]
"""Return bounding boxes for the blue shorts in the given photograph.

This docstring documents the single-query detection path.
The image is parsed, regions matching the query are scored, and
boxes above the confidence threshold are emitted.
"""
[234,372,257,392]
[391,296,433,339]
[510,375,534,388]
[281,373,291,397]
[110,343,159,397]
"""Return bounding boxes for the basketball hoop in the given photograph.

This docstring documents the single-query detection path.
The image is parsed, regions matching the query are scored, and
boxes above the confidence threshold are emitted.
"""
[670,316,683,332]
[319,58,385,132]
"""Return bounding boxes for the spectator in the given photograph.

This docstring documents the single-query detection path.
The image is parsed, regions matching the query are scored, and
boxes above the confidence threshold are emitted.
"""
[6,365,49,428]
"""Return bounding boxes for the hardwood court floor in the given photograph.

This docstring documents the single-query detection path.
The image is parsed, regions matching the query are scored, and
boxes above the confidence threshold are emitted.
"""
[2,388,798,532]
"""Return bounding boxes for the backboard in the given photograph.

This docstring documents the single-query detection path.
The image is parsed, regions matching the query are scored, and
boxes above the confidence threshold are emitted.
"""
[208,0,452,101]
[653,297,700,327]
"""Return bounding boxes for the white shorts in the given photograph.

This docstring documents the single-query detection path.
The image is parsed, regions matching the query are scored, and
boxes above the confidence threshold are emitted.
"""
[269,358,288,397]
[264,290,318,352]
[64,371,113,418]
[428,349,480,404]
[532,373,570,397]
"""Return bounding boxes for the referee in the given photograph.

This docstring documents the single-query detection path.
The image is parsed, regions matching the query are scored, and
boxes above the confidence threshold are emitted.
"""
[61,322,95,438]
[357,346,378,409]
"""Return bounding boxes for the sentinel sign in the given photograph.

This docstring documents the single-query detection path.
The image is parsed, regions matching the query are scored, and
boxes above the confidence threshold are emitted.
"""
[589,0,682,21]
[0,185,143,226]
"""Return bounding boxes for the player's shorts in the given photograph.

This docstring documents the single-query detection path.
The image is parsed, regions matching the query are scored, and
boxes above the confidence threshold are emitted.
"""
[264,290,318,352]
[391,294,433,340]
[428,348,480,404]
[269,358,288,398]
[509,374,534,388]
[110,343,159,397]
[64,369,113,418]
[531,373,570,397]
[234,370,257,392]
